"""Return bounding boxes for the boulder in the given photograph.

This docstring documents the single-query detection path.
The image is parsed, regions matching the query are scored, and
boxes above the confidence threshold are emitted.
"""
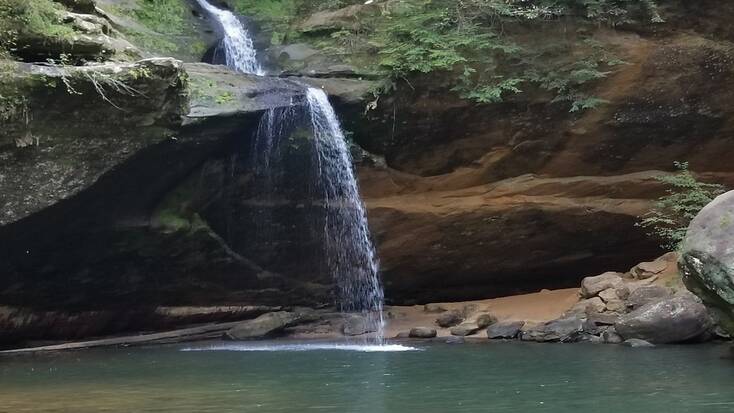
[519,317,586,342]
[601,327,624,344]
[615,296,713,344]
[622,339,656,348]
[435,311,464,328]
[580,272,625,298]
[475,313,498,329]
[631,259,668,280]
[423,303,447,313]
[487,321,525,339]
[680,191,734,335]
[450,324,481,337]
[445,336,465,344]
[409,327,437,338]
[342,314,377,336]
[625,286,672,310]
[569,297,607,314]
[598,288,626,312]
[226,311,305,340]
[587,311,620,326]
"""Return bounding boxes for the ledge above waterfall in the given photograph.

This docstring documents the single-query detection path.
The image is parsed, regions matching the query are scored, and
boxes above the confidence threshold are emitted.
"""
[184,63,306,123]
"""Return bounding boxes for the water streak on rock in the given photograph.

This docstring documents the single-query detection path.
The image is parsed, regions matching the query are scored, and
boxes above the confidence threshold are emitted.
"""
[194,0,264,75]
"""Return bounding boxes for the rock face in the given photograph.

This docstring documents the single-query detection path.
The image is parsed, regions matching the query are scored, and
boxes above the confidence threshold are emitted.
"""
[680,191,734,335]
[615,296,713,344]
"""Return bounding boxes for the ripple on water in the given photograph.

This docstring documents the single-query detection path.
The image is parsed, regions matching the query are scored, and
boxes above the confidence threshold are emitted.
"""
[180,343,420,353]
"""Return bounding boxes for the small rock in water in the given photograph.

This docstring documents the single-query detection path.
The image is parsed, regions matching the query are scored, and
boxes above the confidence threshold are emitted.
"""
[475,313,498,328]
[445,336,465,344]
[487,321,525,339]
[622,338,656,348]
[450,324,481,336]
[435,310,464,328]
[409,327,437,338]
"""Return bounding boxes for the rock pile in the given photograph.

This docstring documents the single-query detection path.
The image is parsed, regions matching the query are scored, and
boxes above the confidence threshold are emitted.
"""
[516,253,715,344]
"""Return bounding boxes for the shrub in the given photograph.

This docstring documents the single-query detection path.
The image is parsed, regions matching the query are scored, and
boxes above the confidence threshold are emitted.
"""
[638,162,726,250]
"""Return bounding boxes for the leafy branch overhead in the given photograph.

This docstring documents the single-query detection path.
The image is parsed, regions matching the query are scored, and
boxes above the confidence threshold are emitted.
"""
[229,0,661,110]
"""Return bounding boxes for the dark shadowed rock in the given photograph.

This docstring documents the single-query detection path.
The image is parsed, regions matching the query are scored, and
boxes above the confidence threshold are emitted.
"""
[436,311,464,328]
[615,296,713,344]
[542,317,586,342]
[445,336,465,344]
[409,327,437,338]
[487,321,525,339]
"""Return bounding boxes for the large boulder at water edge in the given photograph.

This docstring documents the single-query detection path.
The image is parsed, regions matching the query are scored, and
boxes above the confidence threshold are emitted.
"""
[226,311,307,340]
[486,321,525,339]
[679,191,734,335]
[615,295,712,344]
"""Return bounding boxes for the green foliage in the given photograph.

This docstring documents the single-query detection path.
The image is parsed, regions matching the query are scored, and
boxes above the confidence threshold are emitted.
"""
[132,0,187,35]
[639,162,726,250]
[0,0,75,57]
[226,0,659,108]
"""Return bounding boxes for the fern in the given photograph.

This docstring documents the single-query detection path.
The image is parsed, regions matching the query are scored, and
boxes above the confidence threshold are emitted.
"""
[639,162,726,250]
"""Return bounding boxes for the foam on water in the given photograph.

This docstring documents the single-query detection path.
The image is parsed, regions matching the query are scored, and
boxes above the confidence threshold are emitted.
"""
[181,343,419,353]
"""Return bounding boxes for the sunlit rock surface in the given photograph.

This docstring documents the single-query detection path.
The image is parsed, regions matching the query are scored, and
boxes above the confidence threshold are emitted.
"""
[680,190,734,335]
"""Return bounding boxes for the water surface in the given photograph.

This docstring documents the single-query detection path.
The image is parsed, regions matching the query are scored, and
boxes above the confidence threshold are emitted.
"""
[2,341,732,412]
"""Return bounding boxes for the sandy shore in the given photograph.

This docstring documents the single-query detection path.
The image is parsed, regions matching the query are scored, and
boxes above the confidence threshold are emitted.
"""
[383,288,580,337]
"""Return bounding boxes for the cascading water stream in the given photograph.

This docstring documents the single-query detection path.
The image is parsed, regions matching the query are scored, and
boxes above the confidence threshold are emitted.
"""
[307,87,385,342]
[197,0,385,343]
[194,0,264,75]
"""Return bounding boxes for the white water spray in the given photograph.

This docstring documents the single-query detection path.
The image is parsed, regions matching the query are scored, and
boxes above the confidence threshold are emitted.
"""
[194,0,264,75]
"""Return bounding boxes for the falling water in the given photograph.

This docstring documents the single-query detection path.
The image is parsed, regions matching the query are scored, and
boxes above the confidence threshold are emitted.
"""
[194,0,264,75]
[307,87,385,342]
[197,0,385,342]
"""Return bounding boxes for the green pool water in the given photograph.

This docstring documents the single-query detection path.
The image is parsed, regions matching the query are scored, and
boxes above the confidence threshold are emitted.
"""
[1,341,733,413]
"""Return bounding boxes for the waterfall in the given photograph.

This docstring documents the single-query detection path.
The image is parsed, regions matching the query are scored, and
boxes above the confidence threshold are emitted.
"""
[198,0,385,342]
[194,0,264,75]
[306,87,385,342]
